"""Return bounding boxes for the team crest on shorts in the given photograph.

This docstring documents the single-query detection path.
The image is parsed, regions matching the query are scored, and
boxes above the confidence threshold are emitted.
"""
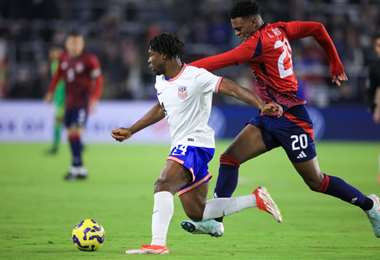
[178,86,188,99]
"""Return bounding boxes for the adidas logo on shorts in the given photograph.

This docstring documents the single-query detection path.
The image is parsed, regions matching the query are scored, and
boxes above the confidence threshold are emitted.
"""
[297,151,307,159]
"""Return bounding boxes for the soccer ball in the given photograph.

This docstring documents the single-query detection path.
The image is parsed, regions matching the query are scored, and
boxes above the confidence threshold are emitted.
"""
[71,218,105,251]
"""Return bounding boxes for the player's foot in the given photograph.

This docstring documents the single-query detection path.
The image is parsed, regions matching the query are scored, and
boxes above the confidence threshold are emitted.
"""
[366,194,380,237]
[253,186,283,223]
[64,166,88,181]
[45,147,58,155]
[125,244,169,255]
[181,219,224,237]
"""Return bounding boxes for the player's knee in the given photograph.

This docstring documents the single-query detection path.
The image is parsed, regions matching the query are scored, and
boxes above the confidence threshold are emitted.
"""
[68,131,80,141]
[219,153,240,167]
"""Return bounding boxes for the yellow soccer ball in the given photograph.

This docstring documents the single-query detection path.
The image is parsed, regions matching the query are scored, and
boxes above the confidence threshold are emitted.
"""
[71,218,105,251]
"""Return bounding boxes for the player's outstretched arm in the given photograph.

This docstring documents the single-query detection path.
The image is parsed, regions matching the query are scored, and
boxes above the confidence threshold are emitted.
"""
[278,21,348,86]
[190,39,257,72]
[218,78,283,117]
[112,102,165,142]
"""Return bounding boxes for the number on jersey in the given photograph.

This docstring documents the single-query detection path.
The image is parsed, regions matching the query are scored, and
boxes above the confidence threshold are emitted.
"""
[274,38,293,79]
[290,134,308,151]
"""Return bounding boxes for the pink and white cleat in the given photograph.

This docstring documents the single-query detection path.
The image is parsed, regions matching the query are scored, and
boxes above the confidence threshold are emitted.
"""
[125,244,169,255]
[253,186,283,223]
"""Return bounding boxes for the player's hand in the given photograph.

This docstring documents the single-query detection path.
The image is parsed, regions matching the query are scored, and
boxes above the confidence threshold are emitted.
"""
[332,72,348,87]
[44,93,53,103]
[111,127,133,142]
[261,102,283,118]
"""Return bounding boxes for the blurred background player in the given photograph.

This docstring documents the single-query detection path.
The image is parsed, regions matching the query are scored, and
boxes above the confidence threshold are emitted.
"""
[185,0,380,238]
[45,31,104,180]
[367,33,380,179]
[46,46,65,155]
[111,33,283,255]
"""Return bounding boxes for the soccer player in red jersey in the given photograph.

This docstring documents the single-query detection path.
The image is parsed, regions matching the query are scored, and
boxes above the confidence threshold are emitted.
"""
[45,32,104,180]
[182,1,380,237]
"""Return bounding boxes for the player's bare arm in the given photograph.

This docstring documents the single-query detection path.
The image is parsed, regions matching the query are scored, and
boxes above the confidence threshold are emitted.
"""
[112,102,165,142]
[218,78,283,117]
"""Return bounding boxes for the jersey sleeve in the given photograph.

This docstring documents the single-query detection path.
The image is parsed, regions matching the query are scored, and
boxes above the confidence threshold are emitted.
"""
[88,54,104,101]
[88,55,102,79]
[195,68,223,93]
[275,21,344,76]
[190,37,259,71]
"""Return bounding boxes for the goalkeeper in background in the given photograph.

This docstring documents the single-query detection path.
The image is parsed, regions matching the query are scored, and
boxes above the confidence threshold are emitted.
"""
[46,46,65,155]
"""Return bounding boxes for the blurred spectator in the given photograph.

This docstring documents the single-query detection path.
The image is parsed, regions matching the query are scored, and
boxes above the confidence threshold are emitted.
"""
[0,0,379,107]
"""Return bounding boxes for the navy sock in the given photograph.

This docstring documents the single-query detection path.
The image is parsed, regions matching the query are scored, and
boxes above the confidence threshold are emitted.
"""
[69,135,83,167]
[214,164,239,198]
[214,154,240,198]
[213,154,240,222]
[320,175,373,211]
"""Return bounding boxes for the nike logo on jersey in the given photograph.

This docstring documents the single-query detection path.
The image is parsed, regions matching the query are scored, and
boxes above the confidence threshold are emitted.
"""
[157,92,162,96]
[296,151,307,159]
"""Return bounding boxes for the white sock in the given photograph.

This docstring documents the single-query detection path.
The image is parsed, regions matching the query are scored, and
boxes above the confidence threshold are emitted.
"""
[151,191,174,246]
[202,195,256,220]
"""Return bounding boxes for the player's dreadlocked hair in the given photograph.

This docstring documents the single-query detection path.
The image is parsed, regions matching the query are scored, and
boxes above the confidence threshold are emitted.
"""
[149,33,184,59]
[230,1,260,19]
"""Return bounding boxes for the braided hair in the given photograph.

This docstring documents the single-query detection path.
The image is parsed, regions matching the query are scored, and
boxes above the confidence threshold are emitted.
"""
[148,33,184,59]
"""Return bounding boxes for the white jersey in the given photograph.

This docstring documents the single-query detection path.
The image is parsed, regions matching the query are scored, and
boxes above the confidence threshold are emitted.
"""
[155,64,222,148]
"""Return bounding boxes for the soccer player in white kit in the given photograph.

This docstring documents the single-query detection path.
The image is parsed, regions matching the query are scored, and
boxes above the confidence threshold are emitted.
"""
[112,33,283,255]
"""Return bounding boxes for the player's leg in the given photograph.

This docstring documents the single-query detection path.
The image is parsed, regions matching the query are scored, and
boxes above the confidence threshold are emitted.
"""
[51,107,64,153]
[292,157,380,237]
[64,108,88,180]
[179,184,282,237]
[179,182,223,237]
[53,105,64,150]
[126,160,190,255]
[215,124,269,199]
[66,127,87,179]
[281,106,380,237]
[181,184,281,222]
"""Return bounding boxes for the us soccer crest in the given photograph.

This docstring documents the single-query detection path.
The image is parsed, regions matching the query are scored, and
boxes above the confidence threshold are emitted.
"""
[178,86,188,99]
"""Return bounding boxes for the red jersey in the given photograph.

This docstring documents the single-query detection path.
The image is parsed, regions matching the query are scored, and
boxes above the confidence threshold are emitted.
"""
[191,21,344,108]
[48,51,104,109]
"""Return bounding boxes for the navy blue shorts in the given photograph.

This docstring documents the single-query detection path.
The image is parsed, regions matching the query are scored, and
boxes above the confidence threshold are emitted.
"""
[64,107,88,128]
[167,144,214,196]
[248,105,316,163]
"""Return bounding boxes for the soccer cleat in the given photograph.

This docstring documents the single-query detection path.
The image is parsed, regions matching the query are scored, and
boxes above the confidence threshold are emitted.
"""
[125,244,169,255]
[45,147,58,155]
[366,194,380,237]
[64,167,88,181]
[253,186,283,223]
[180,219,224,237]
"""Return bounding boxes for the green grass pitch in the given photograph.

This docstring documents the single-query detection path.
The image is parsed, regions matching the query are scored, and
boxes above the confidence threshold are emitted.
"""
[0,141,379,259]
